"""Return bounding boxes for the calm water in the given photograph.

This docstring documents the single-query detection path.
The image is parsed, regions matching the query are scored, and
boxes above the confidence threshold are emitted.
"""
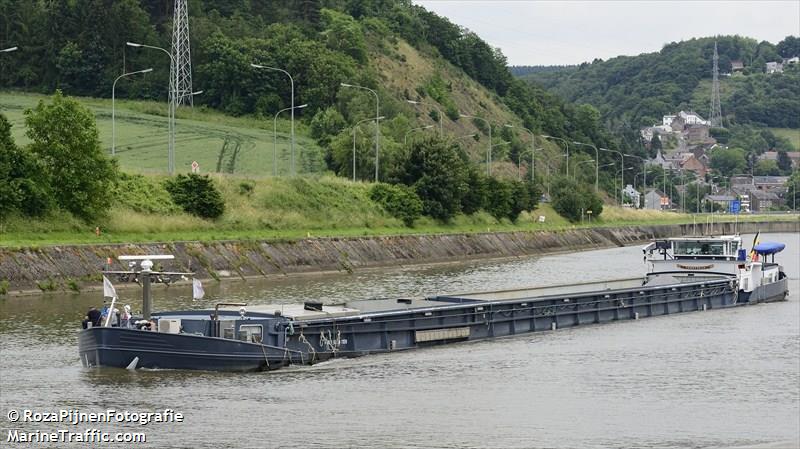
[1,233,798,449]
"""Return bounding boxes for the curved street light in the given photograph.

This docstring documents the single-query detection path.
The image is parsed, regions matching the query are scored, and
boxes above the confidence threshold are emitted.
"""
[342,83,381,181]
[352,116,385,182]
[460,114,492,176]
[112,68,153,156]
[406,99,443,138]
[573,159,596,180]
[127,42,176,174]
[600,147,624,204]
[404,125,434,146]
[505,124,538,182]
[274,104,308,176]
[541,135,570,176]
[252,64,297,176]
[1,46,18,53]
[572,141,600,192]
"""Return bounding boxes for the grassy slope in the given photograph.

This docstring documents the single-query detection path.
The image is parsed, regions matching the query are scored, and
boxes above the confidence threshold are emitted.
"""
[0,91,323,176]
[1,171,794,248]
[769,128,800,150]
[375,40,567,177]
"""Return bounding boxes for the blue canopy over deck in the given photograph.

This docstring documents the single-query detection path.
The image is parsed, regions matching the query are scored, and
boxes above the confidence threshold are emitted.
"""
[753,242,785,255]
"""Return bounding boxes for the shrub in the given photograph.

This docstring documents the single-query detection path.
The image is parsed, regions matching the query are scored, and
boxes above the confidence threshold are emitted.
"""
[369,183,423,227]
[461,168,489,215]
[485,177,512,220]
[550,177,603,222]
[238,181,255,196]
[401,135,469,222]
[164,174,225,219]
[114,173,180,214]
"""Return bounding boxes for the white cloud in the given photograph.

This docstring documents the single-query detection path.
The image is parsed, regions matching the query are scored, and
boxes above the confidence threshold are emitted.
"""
[415,1,800,65]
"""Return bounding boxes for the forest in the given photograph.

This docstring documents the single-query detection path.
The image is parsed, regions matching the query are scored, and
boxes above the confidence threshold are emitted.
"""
[518,35,800,129]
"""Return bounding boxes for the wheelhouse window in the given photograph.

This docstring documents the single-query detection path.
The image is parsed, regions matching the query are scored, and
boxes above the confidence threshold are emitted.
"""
[673,241,726,256]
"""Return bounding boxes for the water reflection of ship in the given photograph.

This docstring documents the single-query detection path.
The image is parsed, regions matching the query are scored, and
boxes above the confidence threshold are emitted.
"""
[78,235,788,372]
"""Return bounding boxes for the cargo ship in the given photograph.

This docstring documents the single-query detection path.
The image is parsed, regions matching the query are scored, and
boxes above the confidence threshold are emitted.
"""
[78,235,788,372]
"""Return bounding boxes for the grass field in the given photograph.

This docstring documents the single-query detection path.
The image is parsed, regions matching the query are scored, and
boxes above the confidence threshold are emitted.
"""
[0,91,325,176]
[769,128,800,150]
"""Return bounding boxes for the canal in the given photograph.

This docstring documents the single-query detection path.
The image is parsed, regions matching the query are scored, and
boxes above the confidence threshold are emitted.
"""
[1,233,798,448]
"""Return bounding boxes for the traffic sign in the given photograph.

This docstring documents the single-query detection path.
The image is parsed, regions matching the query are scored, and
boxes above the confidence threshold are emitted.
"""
[729,199,741,214]
[191,161,199,173]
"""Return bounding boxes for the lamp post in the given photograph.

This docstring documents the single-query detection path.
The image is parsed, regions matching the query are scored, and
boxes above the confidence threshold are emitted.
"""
[505,124,537,182]
[404,125,434,146]
[574,159,596,181]
[542,135,570,176]
[624,153,647,194]
[353,116,385,182]
[1,46,17,53]
[600,147,624,204]
[456,133,477,141]
[274,103,308,176]
[112,68,153,156]
[406,99,443,138]
[618,166,635,206]
[127,42,176,174]
[341,83,380,182]
[518,148,542,182]
[252,64,297,176]
[460,114,492,176]
[571,141,600,192]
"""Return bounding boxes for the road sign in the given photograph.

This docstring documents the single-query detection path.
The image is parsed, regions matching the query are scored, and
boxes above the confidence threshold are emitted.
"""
[729,199,741,214]
[191,161,199,173]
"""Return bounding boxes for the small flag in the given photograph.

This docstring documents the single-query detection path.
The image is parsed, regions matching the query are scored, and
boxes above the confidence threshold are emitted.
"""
[749,231,760,261]
[103,276,117,299]
[192,278,205,300]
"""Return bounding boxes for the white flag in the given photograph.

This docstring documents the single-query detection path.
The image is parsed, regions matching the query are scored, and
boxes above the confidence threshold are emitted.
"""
[192,278,205,300]
[103,276,117,299]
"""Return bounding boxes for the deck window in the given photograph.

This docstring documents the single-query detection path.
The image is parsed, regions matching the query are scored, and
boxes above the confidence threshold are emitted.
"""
[238,324,263,343]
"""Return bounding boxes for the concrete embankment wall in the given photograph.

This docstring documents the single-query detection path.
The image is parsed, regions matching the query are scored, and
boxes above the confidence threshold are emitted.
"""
[1,220,797,295]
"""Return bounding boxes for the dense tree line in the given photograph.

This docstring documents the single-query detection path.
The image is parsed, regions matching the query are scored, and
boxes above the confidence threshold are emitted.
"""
[519,35,800,129]
[1,0,628,215]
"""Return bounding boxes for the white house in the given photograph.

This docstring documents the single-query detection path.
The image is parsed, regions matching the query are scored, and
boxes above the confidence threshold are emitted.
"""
[678,110,708,126]
[662,115,676,127]
[766,61,783,74]
[622,184,641,208]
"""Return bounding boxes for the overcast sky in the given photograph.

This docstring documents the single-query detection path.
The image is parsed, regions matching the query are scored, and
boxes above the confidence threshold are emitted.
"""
[415,1,800,66]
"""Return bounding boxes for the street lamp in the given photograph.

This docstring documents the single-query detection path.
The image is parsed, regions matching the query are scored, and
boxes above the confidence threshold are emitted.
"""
[572,141,600,192]
[0,46,18,53]
[541,135,570,176]
[404,125,434,146]
[406,99,443,138]
[600,147,624,204]
[127,41,176,174]
[624,153,647,194]
[252,64,297,175]
[505,124,537,182]
[573,159,596,180]
[460,114,492,176]
[112,68,153,156]
[341,83,381,182]
[353,116,385,182]
[456,133,477,140]
[274,103,308,176]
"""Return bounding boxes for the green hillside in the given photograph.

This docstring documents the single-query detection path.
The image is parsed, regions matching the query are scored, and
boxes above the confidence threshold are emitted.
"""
[518,35,800,130]
[769,128,800,150]
[1,92,324,176]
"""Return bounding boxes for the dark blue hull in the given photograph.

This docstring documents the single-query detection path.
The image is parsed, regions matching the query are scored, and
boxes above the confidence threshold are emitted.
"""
[79,327,310,372]
[78,275,789,372]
